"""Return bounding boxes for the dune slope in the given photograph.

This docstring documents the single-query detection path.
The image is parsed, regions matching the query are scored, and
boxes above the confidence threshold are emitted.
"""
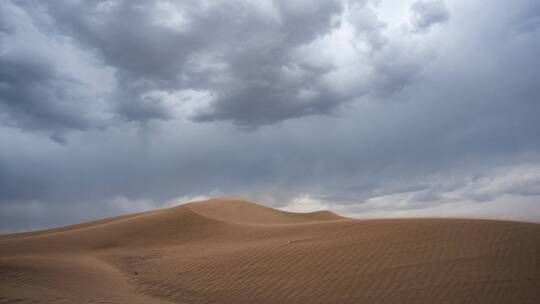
[1,198,539,304]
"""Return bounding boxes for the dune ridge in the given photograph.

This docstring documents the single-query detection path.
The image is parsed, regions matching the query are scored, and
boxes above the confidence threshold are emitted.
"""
[1,198,539,303]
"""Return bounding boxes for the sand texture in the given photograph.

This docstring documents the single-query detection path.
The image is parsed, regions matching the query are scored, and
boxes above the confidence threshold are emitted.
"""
[1,198,539,303]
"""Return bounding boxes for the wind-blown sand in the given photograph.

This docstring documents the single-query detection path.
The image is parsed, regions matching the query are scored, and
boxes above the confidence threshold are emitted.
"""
[1,198,539,303]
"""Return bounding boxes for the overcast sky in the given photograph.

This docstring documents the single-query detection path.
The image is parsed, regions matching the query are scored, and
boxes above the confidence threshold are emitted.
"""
[1,0,540,232]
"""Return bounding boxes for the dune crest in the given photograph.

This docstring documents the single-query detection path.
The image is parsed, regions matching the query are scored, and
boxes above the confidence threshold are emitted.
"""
[1,198,539,304]
[184,198,344,224]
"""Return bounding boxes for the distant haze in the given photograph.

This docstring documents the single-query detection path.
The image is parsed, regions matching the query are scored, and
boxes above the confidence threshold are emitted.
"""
[1,0,540,232]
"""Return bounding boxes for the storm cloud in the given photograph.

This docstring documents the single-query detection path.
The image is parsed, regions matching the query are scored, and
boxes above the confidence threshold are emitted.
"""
[0,0,539,232]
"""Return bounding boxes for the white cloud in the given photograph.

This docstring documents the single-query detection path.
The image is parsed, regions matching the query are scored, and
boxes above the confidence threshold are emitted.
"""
[167,195,213,207]
[340,164,540,222]
[350,196,540,223]
[281,194,332,213]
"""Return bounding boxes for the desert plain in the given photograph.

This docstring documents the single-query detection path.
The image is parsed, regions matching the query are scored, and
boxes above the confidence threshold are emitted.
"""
[1,198,539,303]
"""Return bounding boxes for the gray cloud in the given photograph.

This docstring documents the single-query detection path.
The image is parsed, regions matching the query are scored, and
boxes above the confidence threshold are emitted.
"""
[0,1,112,140]
[0,0,540,232]
[0,56,86,133]
[5,0,440,129]
[410,0,450,31]
[32,0,348,127]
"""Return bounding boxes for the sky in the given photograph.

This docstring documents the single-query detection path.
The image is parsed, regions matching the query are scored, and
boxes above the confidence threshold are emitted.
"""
[1,0,540,232]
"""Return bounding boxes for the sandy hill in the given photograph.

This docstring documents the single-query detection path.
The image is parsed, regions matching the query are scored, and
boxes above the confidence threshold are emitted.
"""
[1,198,539,303]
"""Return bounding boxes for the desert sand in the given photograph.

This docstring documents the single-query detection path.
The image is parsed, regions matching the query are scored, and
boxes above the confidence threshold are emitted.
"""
[1,198,539,303]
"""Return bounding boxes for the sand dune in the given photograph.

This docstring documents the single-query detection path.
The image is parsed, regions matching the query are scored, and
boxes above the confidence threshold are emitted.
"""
[1,198,539,303]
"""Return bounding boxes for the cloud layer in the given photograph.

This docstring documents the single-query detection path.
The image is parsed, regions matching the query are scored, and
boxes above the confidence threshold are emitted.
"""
[1,0,539,232]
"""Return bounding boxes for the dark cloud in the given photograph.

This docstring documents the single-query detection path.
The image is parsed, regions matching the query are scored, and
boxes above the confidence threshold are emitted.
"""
[31,0,346,127]
[2,0,444,130]
[0,1,111,139]
[115,93,173,122]
[0,56,88,133]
